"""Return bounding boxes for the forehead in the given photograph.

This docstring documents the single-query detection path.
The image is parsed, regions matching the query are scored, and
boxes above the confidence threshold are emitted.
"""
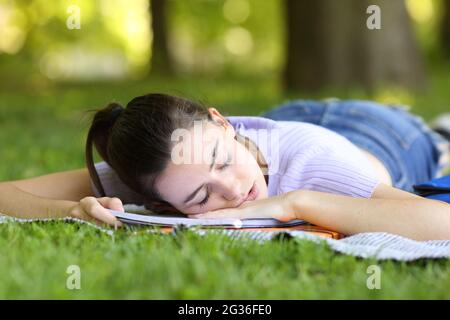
[171,121,224,162]
[155,122,225,195]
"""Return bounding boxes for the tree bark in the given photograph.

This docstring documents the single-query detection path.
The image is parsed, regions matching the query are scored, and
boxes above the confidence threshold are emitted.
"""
[441,0,450,59]
[150,0,173,75]
[284,0,427,92]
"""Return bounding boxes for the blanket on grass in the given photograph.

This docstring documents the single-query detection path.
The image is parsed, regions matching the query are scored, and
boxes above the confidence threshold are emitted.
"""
[1,208,450,262]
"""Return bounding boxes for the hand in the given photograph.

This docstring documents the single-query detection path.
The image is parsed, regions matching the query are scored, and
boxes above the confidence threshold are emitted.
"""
[188,192,300,222]
[68,196,124,228]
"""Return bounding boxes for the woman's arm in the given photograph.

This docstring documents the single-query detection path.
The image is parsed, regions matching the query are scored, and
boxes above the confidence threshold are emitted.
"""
[0,182,75,219]
[286,184,450,241]
[0,168,91,219]
[5,168,94,201]
[190,183,450,241]
[0,169,124,226]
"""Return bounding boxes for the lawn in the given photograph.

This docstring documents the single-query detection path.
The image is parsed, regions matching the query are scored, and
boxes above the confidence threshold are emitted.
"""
[1,69,450,299]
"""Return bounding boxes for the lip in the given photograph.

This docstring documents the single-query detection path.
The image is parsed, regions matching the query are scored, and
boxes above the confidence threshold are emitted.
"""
[235,182,259,207]
[244,182,259,202]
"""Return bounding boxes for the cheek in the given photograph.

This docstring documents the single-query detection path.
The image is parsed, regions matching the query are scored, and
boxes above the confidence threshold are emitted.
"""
[236,149,259,176]
[233,142,256,168]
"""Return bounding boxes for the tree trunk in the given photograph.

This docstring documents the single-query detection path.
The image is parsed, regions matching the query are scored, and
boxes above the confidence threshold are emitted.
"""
[284,0,427,92]
[441,0,450,59]
[150,0,173,75]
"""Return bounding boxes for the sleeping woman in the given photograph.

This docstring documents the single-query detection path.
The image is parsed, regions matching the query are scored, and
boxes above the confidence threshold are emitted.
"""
[1,93,450,240]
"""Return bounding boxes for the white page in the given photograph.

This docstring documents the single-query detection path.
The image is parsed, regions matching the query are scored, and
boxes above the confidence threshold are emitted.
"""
[109,210,306,228]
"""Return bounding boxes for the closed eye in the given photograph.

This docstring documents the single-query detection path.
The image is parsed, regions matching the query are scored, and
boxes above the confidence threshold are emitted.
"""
[198,191,210,207]
[197,151,232,207]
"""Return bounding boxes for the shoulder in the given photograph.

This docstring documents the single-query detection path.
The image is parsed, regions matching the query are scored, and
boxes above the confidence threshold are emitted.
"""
[270,122,380,198]
[278,145,380,198]
[226,116,280,131]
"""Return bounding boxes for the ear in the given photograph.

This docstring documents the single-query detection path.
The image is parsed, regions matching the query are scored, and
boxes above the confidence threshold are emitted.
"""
[208,107,235,137]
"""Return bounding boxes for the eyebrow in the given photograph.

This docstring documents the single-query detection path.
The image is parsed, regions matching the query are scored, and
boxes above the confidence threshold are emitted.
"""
[183,138,219,204]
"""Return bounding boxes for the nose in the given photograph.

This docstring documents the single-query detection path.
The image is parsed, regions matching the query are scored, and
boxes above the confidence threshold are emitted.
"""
[215,176,243,201]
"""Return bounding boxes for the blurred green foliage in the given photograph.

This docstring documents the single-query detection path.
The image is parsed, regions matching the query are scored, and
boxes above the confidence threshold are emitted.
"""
[0,0,446,85]
[0,0,284,85]
[168,0,283,75]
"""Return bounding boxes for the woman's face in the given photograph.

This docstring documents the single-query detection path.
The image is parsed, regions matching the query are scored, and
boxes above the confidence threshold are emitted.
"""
[154,108,269,215]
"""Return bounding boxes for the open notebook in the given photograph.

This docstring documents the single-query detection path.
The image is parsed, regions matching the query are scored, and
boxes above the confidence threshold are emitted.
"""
[109,209,307,229]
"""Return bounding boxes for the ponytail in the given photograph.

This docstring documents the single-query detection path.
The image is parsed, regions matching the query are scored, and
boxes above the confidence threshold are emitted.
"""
[85,102,124,197]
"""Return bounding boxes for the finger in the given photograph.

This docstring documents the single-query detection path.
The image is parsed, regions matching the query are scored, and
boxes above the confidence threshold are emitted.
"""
[96,197,125,227]
[97,197,125,212]
[70,206,110,227]
[71,206,101,223]
[80,197,123,227]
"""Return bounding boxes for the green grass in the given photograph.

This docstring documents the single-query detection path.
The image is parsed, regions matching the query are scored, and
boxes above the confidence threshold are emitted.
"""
[0,222,450,299]
[1,221,450,299]
[1,69,450,299]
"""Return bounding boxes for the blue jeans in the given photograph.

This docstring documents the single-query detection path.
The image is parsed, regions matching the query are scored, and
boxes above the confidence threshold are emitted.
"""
[261,99,450,192]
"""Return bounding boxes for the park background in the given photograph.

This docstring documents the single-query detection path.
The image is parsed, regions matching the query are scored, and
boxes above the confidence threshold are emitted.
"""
[1,0,450,299]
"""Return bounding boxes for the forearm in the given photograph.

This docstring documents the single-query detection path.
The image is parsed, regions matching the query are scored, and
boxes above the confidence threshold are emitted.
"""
[0,183,76,220]
[287,189,450,240]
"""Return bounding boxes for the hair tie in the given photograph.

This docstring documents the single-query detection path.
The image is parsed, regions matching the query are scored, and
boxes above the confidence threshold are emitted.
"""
[110,103,124,122]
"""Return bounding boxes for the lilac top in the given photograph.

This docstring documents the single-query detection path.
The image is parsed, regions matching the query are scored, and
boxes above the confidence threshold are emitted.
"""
[90,116,381,204]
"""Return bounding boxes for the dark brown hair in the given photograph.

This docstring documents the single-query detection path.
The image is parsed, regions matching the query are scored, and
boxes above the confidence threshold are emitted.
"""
[85,93,214,213]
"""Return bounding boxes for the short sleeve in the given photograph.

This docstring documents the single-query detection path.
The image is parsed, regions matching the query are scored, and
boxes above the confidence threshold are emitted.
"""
[279,146,381,198]
[89,161,145,205]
